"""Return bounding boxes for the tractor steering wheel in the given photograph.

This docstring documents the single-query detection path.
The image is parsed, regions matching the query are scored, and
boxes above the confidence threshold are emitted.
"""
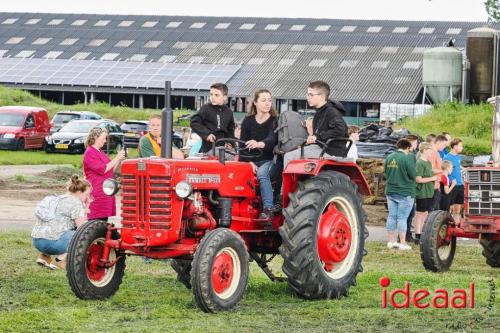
[212,138,263,159]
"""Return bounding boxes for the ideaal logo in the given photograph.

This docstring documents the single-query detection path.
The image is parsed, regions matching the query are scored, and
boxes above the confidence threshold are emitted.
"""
[379,276,475,309]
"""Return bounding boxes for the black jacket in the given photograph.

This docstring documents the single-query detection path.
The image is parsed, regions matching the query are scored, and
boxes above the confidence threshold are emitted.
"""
[190,103,235,153]
[312,100,348,157]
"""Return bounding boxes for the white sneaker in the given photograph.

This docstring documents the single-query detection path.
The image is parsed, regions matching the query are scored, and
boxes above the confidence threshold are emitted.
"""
[387,241,399,249]
[398,243,412,250]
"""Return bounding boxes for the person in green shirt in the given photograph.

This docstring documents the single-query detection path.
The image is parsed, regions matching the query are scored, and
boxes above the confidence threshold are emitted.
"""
[414,142,438,244]
[138,114,184,159]
[384,138,416,250]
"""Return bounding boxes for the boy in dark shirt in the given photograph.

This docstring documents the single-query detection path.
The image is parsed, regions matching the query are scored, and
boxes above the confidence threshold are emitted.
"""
[190,83,235,153]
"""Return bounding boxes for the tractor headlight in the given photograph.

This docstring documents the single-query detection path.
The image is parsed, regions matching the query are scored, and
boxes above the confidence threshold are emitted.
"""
[103,178,120,196]
[175,181,193,199]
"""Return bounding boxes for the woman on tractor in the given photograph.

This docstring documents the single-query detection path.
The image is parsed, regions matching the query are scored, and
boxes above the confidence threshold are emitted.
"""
[240,89,278,222]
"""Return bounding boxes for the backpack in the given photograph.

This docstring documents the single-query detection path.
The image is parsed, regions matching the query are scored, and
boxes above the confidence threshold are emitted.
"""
[274,110,309,154]
[35,194,63,223]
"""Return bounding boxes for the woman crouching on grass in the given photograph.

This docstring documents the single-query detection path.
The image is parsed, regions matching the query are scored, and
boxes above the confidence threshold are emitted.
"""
[31,175,91,270]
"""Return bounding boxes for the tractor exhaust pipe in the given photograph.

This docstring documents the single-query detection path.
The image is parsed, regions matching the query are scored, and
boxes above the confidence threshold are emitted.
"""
[161,81,173,158]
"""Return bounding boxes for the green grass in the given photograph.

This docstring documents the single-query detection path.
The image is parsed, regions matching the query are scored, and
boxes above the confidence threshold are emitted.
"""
[0,231,497,332]
[0,86,192,124]
[399,102,494,155]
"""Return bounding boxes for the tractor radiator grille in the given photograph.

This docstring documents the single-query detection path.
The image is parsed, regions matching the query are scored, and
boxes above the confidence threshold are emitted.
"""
[121,174,172,230]
[467,170,500,216]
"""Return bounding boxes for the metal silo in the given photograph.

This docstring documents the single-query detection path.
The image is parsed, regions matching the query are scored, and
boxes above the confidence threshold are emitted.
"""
[422,47,463,104]
[466,27,498,103]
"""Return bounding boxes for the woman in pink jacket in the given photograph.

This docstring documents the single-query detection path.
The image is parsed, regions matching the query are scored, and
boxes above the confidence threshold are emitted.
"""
[83,127,125,221]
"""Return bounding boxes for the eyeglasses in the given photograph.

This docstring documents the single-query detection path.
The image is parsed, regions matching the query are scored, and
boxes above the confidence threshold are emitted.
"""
[306,93,322,98]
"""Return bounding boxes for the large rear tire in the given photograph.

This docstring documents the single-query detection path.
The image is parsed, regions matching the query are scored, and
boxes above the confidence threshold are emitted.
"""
[190,228,249,312]
[279,170,367,299]
[171,259,192,289]
[66,220,126,299]
[420,210,456,272]
[480,239,500,268]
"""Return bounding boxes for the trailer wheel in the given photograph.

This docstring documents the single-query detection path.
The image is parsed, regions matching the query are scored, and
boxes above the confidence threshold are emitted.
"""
[279,170,367,299]
[480,239,500,268]
[66,220,126,299]
[190,228,249,312]
[171,259,192,289]
[420,210,456,272]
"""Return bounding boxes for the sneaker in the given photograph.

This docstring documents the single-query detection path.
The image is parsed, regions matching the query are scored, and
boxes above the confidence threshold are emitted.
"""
[36,253,57,270]
[387,241,399,249]
[398,243,412,250]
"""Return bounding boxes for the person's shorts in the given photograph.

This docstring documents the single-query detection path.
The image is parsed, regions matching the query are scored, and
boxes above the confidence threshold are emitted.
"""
[449,185,465,205]
[416,198,433,212]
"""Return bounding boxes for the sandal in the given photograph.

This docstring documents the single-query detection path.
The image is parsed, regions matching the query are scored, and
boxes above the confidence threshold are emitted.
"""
[36,253,57,270]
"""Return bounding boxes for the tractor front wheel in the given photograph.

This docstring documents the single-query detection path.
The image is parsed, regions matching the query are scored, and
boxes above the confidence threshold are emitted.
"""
[190,228,249,312]
[66,220,126,299]
[420,210,456,272]
[480,239,500,268]
[171,259,192,289]
[279,170,367,299]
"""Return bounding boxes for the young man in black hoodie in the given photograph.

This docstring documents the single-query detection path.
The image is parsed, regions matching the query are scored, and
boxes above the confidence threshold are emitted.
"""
[284,81,348,168]
[190,83,235,153]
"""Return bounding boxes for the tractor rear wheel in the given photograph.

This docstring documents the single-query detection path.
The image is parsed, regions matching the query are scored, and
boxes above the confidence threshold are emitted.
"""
[279,170,367,299]
[480,239,500,268]
[190,228,249,312]
[66,220,126,299]
[171,259,192,289]
[420,210,456,272]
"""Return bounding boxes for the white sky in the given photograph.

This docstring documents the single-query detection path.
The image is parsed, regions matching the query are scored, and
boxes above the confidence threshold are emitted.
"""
[1,0,489,22]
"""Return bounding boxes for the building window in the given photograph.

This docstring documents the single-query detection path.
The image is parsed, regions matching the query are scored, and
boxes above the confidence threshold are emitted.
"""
[265,24,280,30]
[71,19,87,26]
[60,38,79,46]
[173,41,190,49]
[88,39,106,47]
[339,60,359,68]
[419,27,435,34]
[189,56,205,64]
[291,44,307,52]
[94,20,110,27]
[118,20,134,27]
[392,27,408,33]
[101,53,119,61]
[129,54,147,62]
[215,23,230,29]
[115,40,134,48]
[33,38,52,45]
[15,50,35,58]
[6,37,24,45]
[351,46,368,53]
[371,61,389,69]
[47,19,64,26]
[248,58,265,65]
[340,25,357,32]
[158,55,176,63]
[446,28,462,35]
[142,21,158,28]
[25,18,41,25]
[43,51,62,59]
[412,47,427,53]
[201,42,219,49]
[72,52,91,60]
[218,57,234,64]
[2,18,18,25]
[381,46,399,53]
[190,22,206,29]
[166,21,182,28]
[278,58,296,66]
[144,40,162,48]
[403,61,421,69]
[320,45,338,52]
[261,44,278,51]
[290,24,305,31]
[309,59,327,67]
[367,26,382,33]
[315,25,330,31]
[230,43,248,50]
[240,23,255,30]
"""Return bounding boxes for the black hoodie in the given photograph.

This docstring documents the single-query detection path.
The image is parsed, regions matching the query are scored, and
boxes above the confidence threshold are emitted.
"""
[190,103,235,153]
[312,100,348,157]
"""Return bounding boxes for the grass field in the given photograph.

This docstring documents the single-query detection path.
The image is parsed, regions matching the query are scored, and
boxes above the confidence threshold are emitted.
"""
[0,231,497,333]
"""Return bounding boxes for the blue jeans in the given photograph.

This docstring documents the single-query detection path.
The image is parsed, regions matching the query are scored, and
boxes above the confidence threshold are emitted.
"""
[386,195,414,233]
[255,160,274,209]
[32,230,76,255]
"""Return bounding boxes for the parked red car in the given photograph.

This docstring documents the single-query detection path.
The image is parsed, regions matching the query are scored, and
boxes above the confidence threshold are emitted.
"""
[0,106,51,150]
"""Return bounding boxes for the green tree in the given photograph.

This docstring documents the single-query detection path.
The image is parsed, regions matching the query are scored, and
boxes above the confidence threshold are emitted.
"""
[485,0,500,22]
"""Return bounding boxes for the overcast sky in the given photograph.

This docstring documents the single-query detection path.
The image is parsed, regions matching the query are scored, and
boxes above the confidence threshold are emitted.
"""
[1,0,489,22]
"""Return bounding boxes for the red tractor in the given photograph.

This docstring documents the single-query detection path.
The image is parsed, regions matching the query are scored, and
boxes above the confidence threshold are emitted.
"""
[66,83,370,312]
[420,167,500,271]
